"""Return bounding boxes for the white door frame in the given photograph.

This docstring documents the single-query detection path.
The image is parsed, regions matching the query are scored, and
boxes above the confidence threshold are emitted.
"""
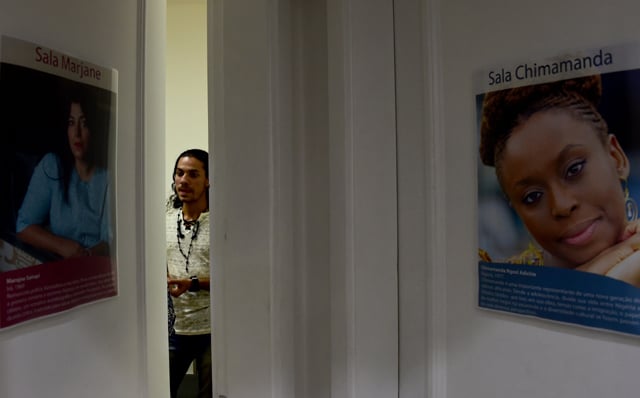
[208,0,399,397]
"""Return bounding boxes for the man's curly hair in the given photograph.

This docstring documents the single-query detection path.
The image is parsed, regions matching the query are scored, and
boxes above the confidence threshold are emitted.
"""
[479,75,608,169]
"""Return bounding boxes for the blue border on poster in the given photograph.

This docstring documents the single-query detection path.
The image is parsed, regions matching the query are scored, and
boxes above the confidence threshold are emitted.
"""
[478,261,640,336]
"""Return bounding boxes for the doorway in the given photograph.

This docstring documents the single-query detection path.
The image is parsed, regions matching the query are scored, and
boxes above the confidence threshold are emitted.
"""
[166,0,209,397]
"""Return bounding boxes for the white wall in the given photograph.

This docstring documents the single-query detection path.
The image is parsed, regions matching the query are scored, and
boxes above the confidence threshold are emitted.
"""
[209,0,398,397]
[211,1,640,396]
[397,0,640,397]
[166,0,208,193]
[144,2,170,398]
[9,1,638,397]
[0,1,168,398]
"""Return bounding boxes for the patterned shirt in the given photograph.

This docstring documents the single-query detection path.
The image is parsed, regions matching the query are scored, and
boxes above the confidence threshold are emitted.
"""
[479,242,544,266]
[166,206,211,335]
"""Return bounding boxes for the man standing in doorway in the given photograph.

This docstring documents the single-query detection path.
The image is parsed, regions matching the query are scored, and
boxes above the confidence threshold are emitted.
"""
[167,148,212,398]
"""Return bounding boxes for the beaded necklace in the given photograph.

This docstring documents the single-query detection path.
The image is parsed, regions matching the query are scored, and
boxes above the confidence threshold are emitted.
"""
[176,209,200,274]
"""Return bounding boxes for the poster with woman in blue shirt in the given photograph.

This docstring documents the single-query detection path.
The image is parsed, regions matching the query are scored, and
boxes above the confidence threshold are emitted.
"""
[0,35,118,329]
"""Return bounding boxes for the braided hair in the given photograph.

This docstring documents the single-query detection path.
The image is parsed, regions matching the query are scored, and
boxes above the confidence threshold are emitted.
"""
[480,76,608,179]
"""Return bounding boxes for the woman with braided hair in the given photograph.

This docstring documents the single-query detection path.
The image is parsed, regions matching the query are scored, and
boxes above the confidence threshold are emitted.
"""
[479,74,640,287]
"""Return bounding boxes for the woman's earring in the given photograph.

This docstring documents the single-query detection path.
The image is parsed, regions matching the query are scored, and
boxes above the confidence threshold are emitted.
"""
[622,178,638,222]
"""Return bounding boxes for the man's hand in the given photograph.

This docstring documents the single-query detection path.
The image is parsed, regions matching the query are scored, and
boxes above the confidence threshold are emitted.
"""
[168,277,191,297]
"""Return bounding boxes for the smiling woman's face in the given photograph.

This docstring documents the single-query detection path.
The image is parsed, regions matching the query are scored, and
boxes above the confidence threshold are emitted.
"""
[497,109,630,268]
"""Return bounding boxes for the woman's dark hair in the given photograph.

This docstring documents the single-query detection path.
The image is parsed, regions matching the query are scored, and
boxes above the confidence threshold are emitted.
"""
[480,75,607,172]
[55,83,111,202]
[169,148,210,209]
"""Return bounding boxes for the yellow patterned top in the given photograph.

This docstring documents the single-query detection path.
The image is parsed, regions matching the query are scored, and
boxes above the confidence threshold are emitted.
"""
[479,242,544,265]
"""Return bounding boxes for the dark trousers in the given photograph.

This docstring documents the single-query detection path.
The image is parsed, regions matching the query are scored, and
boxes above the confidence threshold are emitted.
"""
[169,333,212,398]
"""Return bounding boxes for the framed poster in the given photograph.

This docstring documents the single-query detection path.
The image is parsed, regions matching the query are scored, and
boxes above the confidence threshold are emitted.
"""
[476,44,640,336]
[0,35,118,329]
